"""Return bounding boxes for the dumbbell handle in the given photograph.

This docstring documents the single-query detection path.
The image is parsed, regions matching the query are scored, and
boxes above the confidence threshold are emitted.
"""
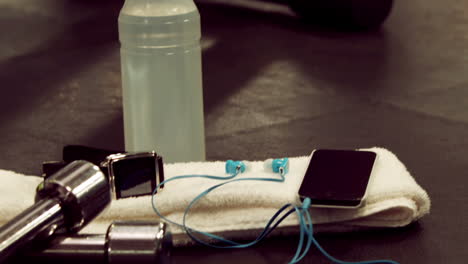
[0,198,64,262]
[0,161,111,262]
[37,234,106,262]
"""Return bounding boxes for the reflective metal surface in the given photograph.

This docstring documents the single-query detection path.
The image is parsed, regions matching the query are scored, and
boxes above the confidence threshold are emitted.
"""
[0,161,111,262]
[0,199,63,262]
[28,221,172,264]
[35,160,111,231]
[107,221,172,264]
[35,234,106,262]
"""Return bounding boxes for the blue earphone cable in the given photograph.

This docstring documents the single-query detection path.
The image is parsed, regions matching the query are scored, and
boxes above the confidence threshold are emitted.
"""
[151,165,400,264]
[152,171,287,247]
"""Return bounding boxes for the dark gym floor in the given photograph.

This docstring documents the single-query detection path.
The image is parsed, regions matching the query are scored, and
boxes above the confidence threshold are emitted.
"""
[1,0,467,263]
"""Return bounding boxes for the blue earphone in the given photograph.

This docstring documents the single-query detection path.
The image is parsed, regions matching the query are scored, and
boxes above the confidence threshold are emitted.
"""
[272,158,289,174]
[225,158,289,175]
[152,158,399,264]
[225,159,247,174]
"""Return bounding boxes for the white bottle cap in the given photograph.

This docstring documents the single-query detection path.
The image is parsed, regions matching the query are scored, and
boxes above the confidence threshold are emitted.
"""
[121,0,197,17]
[119,0,200,48]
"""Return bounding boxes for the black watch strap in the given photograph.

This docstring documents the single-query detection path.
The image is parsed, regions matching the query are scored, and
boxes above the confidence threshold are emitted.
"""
[63,145,123,165]
[42,145,124,178]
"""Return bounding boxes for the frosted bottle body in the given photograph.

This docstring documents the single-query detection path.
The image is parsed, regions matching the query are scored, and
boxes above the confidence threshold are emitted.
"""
[119,1,205,162]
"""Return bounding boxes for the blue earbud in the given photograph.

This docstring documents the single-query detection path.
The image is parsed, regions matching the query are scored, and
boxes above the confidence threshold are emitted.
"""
[226,159,288,175]
[225,160,246,174]
[272,158,289,175]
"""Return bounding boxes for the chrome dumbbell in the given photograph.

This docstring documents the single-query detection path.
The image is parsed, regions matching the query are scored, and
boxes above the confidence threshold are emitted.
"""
[27,221,172,264]
[0,161,111,262]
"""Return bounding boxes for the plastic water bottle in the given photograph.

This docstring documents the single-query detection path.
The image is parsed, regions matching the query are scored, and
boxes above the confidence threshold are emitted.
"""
[118,0,205,162]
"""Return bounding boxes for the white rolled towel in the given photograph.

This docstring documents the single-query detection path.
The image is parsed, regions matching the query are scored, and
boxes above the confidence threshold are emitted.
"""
[0,147,430,246]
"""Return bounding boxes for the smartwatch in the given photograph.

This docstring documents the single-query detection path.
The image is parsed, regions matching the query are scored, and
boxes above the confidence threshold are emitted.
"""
[42,145,164,199]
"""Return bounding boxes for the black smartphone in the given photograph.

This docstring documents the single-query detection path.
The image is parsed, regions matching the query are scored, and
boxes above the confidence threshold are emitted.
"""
[298,149,377,208]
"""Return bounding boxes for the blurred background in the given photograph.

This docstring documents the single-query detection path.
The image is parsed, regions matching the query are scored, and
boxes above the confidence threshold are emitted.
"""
[0,0,467,263]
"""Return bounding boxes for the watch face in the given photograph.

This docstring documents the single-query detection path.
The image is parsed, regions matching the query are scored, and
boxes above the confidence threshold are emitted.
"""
[111,155,159,199]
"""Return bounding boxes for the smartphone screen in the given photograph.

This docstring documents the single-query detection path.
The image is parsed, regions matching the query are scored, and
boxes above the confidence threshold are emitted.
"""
[299,149,377,208]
